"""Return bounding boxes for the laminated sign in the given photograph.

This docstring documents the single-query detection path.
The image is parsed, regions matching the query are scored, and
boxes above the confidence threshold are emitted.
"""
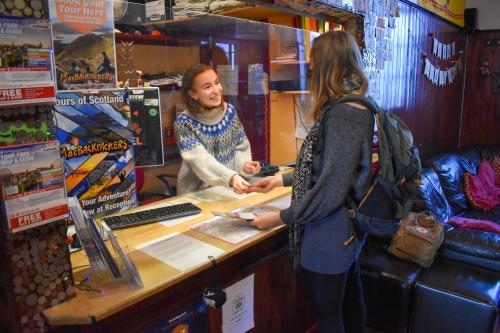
[0,141,69,233]
[54,90,138,217]
[0,17,55,107]
[49,0,117,90]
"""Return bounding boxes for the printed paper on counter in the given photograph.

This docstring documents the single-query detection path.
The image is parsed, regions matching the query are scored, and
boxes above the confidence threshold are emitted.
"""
[159,213,203,228]
[265,195,292,209]
[189,216,262,244]
[190,206,277,244]
[204,186,255,200]
[137,232,225,271]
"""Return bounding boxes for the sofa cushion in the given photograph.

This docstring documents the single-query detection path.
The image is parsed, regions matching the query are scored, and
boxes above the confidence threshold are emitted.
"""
[424,153,478,216]
[411,258,500,333]
[439,223,500,272]
[492,156,500,186]
[457,147,483,170]
[463,160,500,211]
[414,168,453,223]
[463,201,500,223]
[479,146,500,163]
[360,238,420,333]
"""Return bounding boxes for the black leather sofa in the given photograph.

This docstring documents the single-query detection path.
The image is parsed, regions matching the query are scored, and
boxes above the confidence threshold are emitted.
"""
[360,147,500,333]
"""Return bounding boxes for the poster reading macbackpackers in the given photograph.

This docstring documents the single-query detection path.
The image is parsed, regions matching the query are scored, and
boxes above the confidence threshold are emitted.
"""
[49,0,117,90]
[54,90,137,217]
[0,141,69,233]
[0,17,55,106]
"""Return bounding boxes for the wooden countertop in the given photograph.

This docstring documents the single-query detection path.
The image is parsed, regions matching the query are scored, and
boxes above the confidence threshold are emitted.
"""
[43,186,291,326]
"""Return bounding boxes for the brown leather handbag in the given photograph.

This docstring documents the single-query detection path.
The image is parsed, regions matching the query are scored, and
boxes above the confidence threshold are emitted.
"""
[388,211,444,268]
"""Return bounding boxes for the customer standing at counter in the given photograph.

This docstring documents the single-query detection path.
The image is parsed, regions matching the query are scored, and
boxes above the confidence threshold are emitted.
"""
[246,31,372,333]
[175,64,260,195]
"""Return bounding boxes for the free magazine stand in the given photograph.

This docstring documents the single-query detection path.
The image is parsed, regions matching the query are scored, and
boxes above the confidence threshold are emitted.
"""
[67,197,143,290]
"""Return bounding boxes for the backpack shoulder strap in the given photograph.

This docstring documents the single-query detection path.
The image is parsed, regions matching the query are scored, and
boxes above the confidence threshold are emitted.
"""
[335,95,379,115]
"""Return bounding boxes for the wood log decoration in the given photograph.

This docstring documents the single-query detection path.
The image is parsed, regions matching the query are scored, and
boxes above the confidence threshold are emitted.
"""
[0,105,55,145]
[0,0,46,19]
[0,219,74,333]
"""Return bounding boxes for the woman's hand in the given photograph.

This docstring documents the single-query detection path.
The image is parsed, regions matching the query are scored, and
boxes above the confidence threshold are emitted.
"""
[243,161,261,175]
[230,174,249,194]
[246,175,283,193]
[248,212,284,229]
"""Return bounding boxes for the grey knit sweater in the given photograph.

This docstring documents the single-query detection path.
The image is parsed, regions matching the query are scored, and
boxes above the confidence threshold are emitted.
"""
[279,102,374,273]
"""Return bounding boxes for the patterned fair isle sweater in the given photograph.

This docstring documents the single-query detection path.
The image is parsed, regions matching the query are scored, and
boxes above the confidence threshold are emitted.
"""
[174,102,252,194]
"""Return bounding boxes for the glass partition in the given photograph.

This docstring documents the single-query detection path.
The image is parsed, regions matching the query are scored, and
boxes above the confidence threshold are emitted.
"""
[112,1,360,200]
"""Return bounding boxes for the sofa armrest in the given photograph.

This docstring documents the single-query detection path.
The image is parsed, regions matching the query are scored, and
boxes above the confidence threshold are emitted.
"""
[439,224,500,272]
[415,168,453,222]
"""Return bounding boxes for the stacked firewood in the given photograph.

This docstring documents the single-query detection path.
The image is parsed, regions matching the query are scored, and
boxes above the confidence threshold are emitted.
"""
[0,220,74,333]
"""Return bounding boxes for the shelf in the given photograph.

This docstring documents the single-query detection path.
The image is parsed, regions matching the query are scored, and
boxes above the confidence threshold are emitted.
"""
[270,59,309,65]
[115,32,200,47]
[270,90,310,94]
[216,5,294,21]
[149,83,181,92]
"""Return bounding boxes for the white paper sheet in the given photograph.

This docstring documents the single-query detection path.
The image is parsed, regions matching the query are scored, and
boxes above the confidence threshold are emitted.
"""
[265,195,292,209]
[185,190,225,202]
[167,196,201,205]
[189,216,262,244]
[222,274,255,333]
[159,213,203,228]
[204,186,255,200]
[136,232,225,271]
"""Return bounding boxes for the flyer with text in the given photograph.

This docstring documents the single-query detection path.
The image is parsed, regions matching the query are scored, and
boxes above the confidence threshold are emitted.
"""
[0,17,55,106]
[0,141,69,233]
[54,90,137,217]
[49,0,117,90]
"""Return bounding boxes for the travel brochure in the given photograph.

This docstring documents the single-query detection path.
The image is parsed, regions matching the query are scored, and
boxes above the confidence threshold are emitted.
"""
[0,141,69,233]
[189,205,278,244]
[54,90,138,217]
[49,0,117,90]
[0,17,55,107]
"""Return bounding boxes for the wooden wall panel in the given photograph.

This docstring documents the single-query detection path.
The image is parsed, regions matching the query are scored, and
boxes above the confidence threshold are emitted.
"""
[460,30,500,148]
[377,2,465,159]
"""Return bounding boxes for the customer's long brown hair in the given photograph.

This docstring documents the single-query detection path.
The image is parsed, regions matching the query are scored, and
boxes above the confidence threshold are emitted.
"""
[309,31,368,120]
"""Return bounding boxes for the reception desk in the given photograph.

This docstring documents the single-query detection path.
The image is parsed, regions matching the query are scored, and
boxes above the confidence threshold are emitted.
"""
[43,186,314,332]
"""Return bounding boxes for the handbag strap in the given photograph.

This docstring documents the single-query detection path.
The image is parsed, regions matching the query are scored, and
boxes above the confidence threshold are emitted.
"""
[415,211,436,229]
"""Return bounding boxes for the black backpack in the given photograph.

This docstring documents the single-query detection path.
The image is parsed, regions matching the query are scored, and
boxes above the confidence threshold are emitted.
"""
[337,96,422,239]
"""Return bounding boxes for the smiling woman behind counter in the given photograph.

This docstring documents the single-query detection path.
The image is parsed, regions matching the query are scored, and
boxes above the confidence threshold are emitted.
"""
[174,64,261,195]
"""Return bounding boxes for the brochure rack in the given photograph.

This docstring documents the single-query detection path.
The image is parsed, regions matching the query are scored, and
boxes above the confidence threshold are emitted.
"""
[0,113,74,333]
[0,13,74,333]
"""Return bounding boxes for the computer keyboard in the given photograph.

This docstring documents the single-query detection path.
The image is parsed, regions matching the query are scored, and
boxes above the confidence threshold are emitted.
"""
[102,202,201,230]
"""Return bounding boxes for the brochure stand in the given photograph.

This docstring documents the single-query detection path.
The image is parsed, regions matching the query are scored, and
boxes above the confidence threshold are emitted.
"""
[0,113,74,333]
[67,197,143,289]
[0,14,74,332]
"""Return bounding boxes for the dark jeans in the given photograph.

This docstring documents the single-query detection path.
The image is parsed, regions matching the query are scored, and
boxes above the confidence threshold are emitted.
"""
[301,258,366,333]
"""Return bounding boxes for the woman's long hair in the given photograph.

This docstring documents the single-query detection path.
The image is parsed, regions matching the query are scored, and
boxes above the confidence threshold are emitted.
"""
[181,63,217,113]
[309,31,368,120]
